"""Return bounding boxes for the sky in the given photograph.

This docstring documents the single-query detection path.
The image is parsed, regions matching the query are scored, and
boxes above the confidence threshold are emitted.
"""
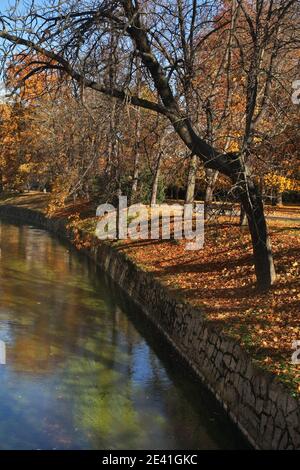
[0,1,42,14]
[0,0,15,12]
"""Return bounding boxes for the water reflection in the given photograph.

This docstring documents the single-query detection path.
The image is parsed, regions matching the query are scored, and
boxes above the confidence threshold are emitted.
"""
[0,221,248,449]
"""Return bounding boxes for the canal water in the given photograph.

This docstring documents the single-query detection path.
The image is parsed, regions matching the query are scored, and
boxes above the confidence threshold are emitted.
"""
[0,220,249,449]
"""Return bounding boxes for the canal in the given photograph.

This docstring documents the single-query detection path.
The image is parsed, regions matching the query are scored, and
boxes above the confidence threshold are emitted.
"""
[0,220,249,449]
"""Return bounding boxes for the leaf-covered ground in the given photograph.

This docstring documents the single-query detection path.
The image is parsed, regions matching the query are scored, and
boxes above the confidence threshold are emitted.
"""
[2,193,300,394]
[116,221,300,395]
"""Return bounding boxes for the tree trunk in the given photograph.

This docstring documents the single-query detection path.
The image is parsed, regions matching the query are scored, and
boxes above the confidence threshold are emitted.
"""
[259,176,265,202]
[105,30,118,177]
[204,169,218,219]
[119,7,276,290]
[185,154,197,203]
[237,173,276,290]
[105,99,117,176]
[131,106,141,202]
[151,152,162,205]
[239,203,247,226]
[276,190,283,206]
[131,60,142,202]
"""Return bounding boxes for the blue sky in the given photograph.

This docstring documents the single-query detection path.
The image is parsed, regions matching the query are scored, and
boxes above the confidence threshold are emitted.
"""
[0,1,37,13]
[0,0,14,11]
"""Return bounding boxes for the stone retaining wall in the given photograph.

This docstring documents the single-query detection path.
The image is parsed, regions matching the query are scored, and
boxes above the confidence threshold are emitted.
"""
[0,204,299,450]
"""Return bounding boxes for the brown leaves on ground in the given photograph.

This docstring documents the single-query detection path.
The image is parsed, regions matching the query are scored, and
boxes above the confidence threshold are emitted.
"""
[116,220,300,394]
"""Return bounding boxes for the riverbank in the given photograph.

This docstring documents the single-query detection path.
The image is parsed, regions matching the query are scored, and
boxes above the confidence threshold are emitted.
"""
[0,192,299,450]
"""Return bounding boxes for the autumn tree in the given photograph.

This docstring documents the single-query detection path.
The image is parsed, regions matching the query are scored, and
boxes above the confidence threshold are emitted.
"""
[1,0,300,289]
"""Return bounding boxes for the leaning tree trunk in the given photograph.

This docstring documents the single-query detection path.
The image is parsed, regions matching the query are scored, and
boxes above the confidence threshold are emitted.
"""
[236,171,276,290]
[185,154,197,203]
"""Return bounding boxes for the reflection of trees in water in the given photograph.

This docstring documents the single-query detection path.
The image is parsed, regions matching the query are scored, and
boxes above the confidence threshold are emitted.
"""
[0,223,171,448]
[115,291,249,450]
[0,222,247,449]
[0,223,121,373]
[57,307,173,449]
